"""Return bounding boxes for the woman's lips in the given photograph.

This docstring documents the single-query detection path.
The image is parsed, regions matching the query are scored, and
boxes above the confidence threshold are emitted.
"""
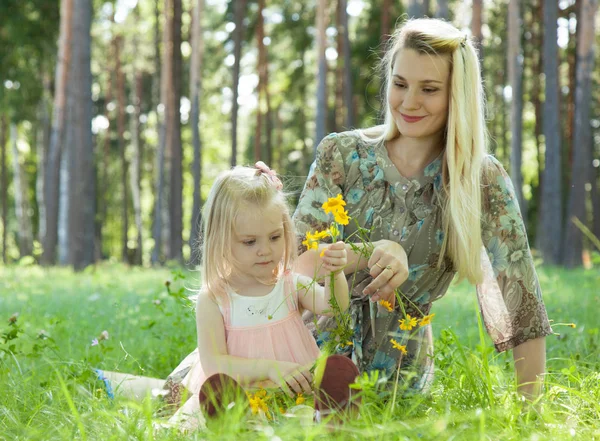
[401,113,426,123]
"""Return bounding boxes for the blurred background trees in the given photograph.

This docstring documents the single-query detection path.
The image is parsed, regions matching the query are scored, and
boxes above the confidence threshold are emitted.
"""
[0,0,598,269]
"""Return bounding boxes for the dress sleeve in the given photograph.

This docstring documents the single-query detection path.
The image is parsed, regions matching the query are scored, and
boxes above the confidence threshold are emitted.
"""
[476,156,553,352]
[292,133,347,255]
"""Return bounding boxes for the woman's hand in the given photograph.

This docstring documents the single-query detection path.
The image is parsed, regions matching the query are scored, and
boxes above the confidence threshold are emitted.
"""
[363,240,408,303]
[320,241,347,274]
[268,361,313,398]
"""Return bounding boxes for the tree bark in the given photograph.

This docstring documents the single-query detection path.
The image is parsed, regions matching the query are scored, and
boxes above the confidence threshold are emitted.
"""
[0,115,7,263]
[189,0,204,266]
[254,0,266,161]
[36,75,52,246]
[562,0,598,267]
[435,0,449,20]
[537,0,562,265]
[315,0,327,154]
[231,0,247,166]
[472,0,484,66]
[381,0,391,47]
[130,74,144,265]
[10,124,34,258]
[42,0,73,265]
[508,0,526,218]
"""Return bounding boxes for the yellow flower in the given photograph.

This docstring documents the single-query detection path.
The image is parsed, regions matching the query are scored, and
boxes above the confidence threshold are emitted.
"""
[296,393,305,405]
[399,314,418,331]
[328,224,339,238]
[302,231,318,250]
[247,390,270,416]
[320,249,326,258]
[379,300,393,312]
[569,323,576,328]
[390,338,407,354]
[314,229,329,240]
[333,209,350,225]
[322,194,346,214]
[418,313,435,326]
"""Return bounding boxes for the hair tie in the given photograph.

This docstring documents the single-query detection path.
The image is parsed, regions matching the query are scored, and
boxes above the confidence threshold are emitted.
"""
[460,34,468,48]
[255,161,283,191]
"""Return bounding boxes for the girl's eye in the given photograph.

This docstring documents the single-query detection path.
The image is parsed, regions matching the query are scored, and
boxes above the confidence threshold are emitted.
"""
[243,240,256,246]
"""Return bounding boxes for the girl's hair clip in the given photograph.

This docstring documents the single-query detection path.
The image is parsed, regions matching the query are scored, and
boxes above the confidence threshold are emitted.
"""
[255,161,283,191]
[460,34,468,48]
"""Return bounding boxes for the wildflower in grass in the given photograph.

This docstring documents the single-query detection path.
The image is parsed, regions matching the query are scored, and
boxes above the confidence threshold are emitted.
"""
[247,390,270,418]
[8,312,19,325]
[99,330,109,341]
[296,393,305,405]
[322,194,346,214]
[390,338,407,354]
[399,314,418,331]
[333,209,350,225]
[379,300,393,312]
[37,330,49,340]
[91,338,99,347]
[569,323,576,328]
[418,313,435,326]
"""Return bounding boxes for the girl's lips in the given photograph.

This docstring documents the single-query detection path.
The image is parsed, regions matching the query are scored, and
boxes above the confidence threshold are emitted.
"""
[401,113,426,123]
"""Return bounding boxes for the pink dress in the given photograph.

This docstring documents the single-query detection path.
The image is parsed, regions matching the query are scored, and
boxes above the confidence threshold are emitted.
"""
[167,271,320,400]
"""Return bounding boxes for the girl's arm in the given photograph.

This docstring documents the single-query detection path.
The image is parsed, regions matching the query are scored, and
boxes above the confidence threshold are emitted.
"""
[296,241,349,315]
[195,291,312,395]
[513,336,546,400]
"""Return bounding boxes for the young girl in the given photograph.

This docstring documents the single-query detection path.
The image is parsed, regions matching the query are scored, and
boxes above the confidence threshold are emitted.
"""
[167,161,358,427]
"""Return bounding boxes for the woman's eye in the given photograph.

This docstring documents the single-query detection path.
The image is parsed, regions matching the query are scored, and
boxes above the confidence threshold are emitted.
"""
[394,83,406,88]
[271,235,281,241]
[423,88,438,93]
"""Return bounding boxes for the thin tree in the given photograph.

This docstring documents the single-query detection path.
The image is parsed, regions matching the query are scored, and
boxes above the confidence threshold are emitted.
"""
[36,74,52,246]
[381,0,391,46]
[408,0,425,18]
[507,0,525,216]
[231,0,247,166]
[189,0,205,266]
[472,0,484,65]
[168,0,183,262]
[10,124,34,257]
[68,0,95,269]
[537,0,562,265]
[435,0,449,20]
[562,0,598,267]
[254,0,269,162]
[315,0,327,153]
[42,0,73,265]
[0,115,8,263]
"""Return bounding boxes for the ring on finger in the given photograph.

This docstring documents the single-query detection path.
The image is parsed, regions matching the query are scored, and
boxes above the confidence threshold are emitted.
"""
[375,262,386,270]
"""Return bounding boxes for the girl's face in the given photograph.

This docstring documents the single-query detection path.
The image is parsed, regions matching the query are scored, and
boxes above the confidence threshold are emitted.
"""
[388,48,450,142]
[231,202,285,284]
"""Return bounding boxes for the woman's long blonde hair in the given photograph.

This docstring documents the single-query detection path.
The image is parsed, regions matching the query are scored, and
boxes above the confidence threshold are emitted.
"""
[200,166,297,297]
[362,18,487,284]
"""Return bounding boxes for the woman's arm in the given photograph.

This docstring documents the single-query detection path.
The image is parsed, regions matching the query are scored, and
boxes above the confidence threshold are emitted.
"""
[513,336,546,400]
[196,291,312,394]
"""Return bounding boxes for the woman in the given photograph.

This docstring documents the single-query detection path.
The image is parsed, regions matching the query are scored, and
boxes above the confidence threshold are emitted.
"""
[293,18,552,399]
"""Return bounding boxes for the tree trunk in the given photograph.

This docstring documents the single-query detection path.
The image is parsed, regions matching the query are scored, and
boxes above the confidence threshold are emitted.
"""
[381,0,391,46]
[507,0,526,218]
[315,0,327,154]
[189,0,205,266]
[530,0,544,229]
[114,35,129,263]
[36,75,52,246]
[130,73,143,266]
[435,0,449,20]
[472,0,484,66]
[42,0,73,265]
[0,115,7,263]
[10,124,34,258]
[68,0,95,270]
[334,0,344,132]
[168,0,183,262]
[57,102,73,265]
[340,0,353,129]
[408,0,425,18]
[537,0,562,265]
[254,0,266,161]
[562,0,598,267]
[231,0,247,166]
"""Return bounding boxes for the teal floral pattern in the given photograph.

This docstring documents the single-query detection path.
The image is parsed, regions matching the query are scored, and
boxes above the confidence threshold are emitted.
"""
[293,131,552,388]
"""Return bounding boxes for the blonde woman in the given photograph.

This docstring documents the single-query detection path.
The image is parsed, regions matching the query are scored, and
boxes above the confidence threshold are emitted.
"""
[294,18,552,400]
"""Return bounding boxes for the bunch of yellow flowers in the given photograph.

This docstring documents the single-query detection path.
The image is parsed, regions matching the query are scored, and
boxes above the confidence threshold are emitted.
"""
[302,194,350,251]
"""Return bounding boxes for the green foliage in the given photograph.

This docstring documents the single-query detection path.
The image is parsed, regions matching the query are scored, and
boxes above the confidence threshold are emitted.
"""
[0,265,598,439]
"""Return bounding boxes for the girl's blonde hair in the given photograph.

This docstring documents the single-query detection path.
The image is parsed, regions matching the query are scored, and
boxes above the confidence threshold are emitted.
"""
[362,18,487,284]
[200,166,297,296]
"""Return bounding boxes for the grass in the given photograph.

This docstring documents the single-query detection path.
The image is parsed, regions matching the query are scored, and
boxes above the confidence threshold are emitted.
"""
[0,262,599,440]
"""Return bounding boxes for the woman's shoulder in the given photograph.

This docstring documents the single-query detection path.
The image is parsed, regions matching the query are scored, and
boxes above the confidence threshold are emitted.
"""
[481,154,509,183]
[317,127,383,159]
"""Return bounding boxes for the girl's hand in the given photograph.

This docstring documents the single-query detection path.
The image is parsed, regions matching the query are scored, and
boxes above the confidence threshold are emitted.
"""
[363,240,408,303]
[320,241,347,274]
[268,361,313,398]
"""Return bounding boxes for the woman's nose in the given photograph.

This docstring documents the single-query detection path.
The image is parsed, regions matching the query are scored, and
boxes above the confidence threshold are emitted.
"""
[403,88,420,109]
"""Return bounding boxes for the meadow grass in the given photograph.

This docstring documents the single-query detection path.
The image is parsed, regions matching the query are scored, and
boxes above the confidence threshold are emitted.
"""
[0,262,598,440]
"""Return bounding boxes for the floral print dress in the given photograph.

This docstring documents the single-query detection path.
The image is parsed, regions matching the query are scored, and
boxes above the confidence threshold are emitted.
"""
[293,131,553,392]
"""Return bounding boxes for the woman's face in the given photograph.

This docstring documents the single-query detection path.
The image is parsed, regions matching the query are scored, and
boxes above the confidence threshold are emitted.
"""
[387,48,450,142]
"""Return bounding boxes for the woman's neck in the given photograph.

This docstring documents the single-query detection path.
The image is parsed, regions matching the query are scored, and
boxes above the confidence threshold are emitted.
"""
[386,134,444,178]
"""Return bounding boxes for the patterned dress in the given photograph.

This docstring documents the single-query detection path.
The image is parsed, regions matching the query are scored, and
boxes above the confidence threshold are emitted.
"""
[292,130,553,392]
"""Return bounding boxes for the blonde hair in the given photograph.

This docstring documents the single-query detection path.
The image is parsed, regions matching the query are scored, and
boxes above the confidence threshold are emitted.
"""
[200,166,297,297]
[362,18,487,284]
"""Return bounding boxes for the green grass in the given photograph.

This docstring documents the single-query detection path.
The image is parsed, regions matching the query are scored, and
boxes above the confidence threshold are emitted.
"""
[0,263,599,440]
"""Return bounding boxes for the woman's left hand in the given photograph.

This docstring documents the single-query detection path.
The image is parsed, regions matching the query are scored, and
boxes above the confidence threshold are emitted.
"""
[363,240,409,303]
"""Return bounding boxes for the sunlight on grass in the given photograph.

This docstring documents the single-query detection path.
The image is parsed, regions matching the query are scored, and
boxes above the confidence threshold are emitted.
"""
[1,264,598,440]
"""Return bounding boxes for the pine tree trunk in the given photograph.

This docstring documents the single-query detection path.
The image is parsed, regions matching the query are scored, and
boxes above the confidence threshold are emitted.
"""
[10,124,34,258]
[408,0,425,18]
[42,0,73,265]
[254,0,266,161]
[530,0,544,232]
[435,0,449,19]
[381,0,391,46]
[508,0,526,218]
[130,71,143,266]
[472,0,484,66]
[562,0,598,267]
[189,0,204,266]
[231,0,247,167]
[315,0,327,153]
[537,0,562,265]
[339,0,353,129]
[36,75,52,246]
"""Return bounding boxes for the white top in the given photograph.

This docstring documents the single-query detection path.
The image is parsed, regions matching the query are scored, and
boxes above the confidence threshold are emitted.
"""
[220,275,299,327]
